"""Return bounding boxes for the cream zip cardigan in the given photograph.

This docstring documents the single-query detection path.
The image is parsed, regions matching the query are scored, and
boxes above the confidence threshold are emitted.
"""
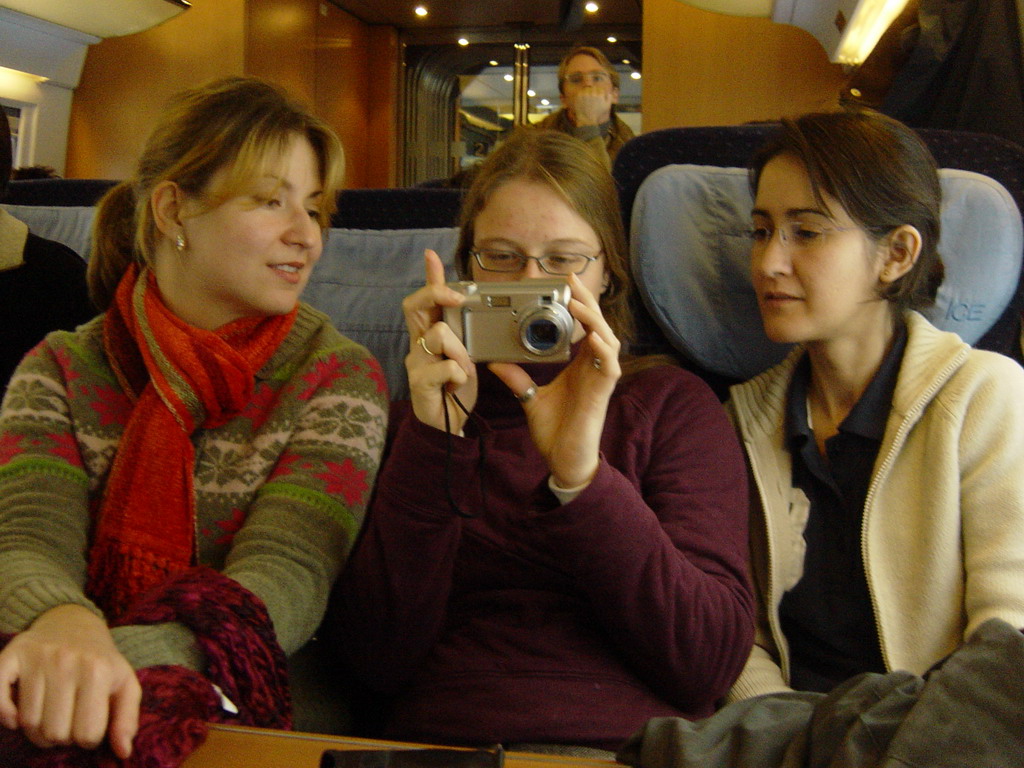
[726,311,1024,702]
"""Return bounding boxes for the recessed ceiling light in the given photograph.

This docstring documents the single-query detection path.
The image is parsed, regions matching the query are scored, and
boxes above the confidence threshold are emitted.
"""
[606,36,617,43]
[503,73,514,82]
[527,89,536,97]
[622,59,631,65]
[458,37,469,46]
[541,99,550,106]
[489,60,499,66]
[630,71,641,80]
[585,2,599,12]
[414,5,428,17]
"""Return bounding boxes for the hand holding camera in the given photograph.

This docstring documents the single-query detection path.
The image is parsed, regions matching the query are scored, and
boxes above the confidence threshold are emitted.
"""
[486,272,622,490]
[443,279,573,363]
[403,252,621,490]
[402,250,478,434]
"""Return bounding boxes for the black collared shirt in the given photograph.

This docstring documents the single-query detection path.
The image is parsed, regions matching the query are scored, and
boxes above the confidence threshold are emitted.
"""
[779,321,908,693]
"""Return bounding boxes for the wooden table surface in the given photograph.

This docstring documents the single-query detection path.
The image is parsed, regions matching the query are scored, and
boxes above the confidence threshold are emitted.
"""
[180,725,620,768]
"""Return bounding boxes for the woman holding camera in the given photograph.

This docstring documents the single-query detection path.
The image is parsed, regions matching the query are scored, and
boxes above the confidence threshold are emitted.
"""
[333,129,754,754]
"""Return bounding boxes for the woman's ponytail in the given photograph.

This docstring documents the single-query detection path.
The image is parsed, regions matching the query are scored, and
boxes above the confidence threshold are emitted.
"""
[88,181,139,311]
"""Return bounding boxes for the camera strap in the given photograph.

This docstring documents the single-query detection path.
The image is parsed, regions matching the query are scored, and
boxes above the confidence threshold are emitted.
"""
[442,390,488,518]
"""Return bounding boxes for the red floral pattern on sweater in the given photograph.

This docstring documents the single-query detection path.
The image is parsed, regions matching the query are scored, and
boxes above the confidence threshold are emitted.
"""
[316,458,371,507]
[0,304,387,675]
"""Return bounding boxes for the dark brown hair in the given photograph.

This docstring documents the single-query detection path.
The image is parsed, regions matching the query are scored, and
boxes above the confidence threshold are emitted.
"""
[88,76,344,310]
[749,109,944,313]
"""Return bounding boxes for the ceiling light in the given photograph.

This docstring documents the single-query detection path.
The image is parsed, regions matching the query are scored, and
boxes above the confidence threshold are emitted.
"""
[585,2,599,12]
[672,0,910,65]
[541,99,550,106]
[489,60,499,66]
[606,36,617,43]
[622,58,631,64]
[630,71,641,79]
[527,89,536,97]
[833,0,910,64]
[414,5,428,17]
[503,73,514,82]
[457,37,469,46]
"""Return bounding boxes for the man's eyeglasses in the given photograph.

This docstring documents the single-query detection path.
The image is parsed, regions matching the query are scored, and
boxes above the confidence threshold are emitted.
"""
[564,71,611,86]
[471,249,600,276]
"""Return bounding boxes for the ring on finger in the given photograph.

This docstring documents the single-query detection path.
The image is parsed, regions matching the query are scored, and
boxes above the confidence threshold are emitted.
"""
[592,357,602,371]
[418,335,439,357]
[517,384,537,403]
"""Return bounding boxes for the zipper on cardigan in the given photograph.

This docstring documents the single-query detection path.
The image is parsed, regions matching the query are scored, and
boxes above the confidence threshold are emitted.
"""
[859,348,967,673]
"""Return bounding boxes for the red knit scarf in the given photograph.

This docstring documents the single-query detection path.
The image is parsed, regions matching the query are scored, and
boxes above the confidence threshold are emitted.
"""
[86,263,296,619]
[0,566,292,767]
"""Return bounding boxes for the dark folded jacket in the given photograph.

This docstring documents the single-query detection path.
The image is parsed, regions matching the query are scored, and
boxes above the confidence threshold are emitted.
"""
[618,617,1024,768]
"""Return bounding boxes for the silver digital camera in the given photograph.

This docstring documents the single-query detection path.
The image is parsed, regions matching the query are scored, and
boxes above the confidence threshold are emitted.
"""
[444,279,573,363]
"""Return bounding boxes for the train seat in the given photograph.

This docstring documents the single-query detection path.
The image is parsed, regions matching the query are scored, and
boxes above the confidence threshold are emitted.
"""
[2,178,114,259]
[307,188,462,400]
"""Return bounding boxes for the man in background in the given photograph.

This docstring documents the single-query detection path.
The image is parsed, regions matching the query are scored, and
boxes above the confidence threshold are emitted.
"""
[537,45,635,169]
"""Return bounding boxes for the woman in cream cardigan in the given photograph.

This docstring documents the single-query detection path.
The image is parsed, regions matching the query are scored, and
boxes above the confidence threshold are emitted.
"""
[728,109,1024,701]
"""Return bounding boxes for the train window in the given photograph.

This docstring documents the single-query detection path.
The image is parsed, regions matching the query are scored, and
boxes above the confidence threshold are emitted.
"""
[458,62,515,172]
[2,104,22,167]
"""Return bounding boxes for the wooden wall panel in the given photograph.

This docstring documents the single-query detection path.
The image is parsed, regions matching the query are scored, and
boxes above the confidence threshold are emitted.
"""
[246,0,317,106]
[642,0,847,130]
[68,0,398,187]
[66,0,246,179]
[363,25,399,187]
[314,4,398,188]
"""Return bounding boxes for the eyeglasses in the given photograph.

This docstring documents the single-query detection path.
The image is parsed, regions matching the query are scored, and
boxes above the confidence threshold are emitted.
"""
[471,249,600,276]
[747,221,859,250]
[564,71,611,86]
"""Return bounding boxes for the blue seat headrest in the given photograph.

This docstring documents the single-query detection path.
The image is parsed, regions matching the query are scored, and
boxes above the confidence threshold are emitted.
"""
[303,227,459,400]
[630,164,1023,380]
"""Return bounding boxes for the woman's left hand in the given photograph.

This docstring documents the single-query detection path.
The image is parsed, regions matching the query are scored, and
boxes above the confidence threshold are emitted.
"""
[489,273,620,490]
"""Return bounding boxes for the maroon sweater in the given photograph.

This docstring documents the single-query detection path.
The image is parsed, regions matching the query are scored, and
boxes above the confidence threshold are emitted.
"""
[334,361,754,750]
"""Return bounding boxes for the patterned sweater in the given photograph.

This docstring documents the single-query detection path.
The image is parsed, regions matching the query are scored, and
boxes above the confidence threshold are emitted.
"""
[0,302,388,672]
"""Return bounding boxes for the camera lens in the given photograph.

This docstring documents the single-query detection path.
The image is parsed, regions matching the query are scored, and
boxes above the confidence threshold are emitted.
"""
[525,317,561,351]
[517,290,573,359]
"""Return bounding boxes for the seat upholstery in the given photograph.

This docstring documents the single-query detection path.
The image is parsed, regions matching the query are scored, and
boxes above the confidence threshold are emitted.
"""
[614,125,1024,391]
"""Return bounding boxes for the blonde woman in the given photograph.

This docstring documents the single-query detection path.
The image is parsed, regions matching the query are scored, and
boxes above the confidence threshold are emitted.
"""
[0,77,387,760]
